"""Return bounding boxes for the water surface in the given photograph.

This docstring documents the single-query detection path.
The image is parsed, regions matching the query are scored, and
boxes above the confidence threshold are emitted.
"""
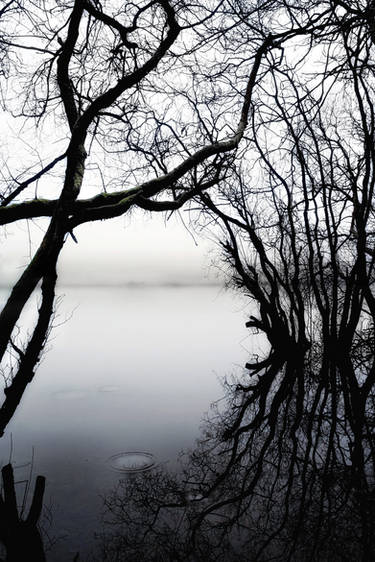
[0,285,253,560]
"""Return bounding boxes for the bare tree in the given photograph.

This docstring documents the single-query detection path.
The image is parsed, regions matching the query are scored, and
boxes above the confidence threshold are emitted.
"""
[189,1,375,559]
[0,0,280,436]
[95,2,375,561]
[0,2,282,558]
[2,1,375,560]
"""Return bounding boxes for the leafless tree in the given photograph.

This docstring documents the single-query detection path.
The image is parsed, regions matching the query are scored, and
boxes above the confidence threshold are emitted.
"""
[0,1,283,558]
[94,2,375,561]
[0,0,279,436]
[1,0,375,560]
[192,1,375,559]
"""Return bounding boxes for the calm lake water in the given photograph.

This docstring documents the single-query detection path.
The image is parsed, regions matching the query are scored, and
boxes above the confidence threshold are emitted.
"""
[0,285,253,561]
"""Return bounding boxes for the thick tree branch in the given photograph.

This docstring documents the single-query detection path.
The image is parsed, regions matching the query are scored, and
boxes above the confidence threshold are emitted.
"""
[56,0,85,129]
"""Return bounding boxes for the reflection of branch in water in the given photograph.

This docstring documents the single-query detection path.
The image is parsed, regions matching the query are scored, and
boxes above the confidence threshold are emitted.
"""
[95,378,367,562]
[0,263,57,437]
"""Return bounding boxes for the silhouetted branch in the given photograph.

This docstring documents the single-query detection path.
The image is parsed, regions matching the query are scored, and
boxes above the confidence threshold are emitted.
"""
[0,262,57,437]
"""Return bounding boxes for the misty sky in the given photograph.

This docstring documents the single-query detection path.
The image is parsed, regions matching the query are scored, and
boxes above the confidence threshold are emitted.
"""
[1,210,219,288]
[0,110,220,289]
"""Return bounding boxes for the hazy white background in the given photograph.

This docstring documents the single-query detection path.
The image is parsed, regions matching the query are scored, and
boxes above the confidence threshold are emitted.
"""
[0,210,219,289]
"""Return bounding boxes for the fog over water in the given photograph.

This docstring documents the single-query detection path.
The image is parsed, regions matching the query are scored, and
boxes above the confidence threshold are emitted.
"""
[0,213,216,289]
[0,284,255,561]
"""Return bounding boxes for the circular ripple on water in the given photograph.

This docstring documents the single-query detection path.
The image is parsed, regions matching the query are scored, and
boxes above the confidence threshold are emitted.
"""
[107,452,156,473]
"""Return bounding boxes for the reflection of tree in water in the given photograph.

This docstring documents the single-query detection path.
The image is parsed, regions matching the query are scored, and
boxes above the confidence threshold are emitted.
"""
[95,3,375,558]
[98,315,374,562]
[1,0,375,560]
[96,369,372,561]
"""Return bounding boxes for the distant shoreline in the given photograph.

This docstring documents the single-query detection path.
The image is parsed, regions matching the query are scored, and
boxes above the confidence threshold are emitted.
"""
[0,281,224,289]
